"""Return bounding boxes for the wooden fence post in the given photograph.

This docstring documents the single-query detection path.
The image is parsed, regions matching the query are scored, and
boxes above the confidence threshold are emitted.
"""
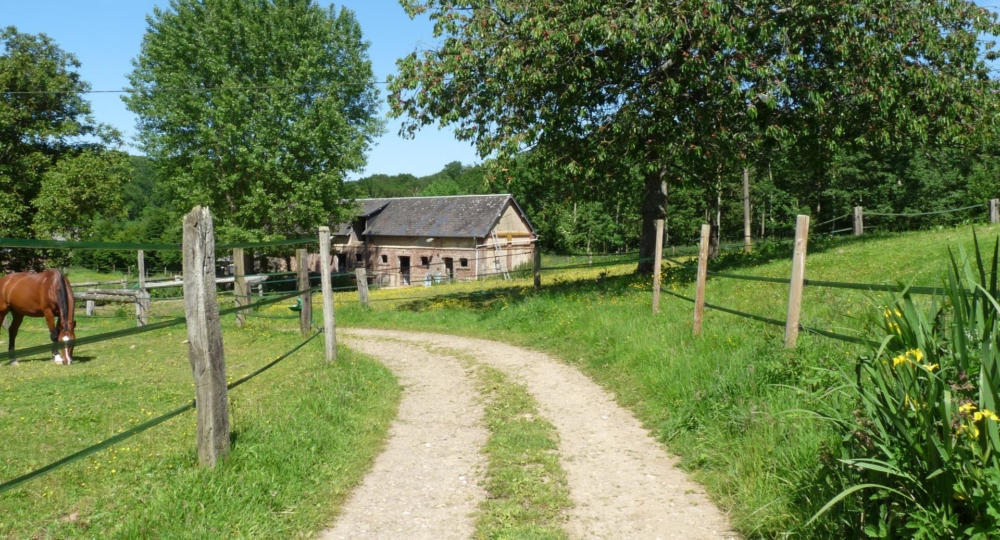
[693,224,711,335]
[652,219,664,314]
[86,288,95,316]
[136,250,148,326]
[182,206,230,468]
[991,199,999,224]
[297,248,312,336]
[533,242,541,290]
[233,247,247,328]
[852,206,864,236]
[743,167,752,252]
[355,268,370,308]
[785,215,810,348]
[318,227,337,362]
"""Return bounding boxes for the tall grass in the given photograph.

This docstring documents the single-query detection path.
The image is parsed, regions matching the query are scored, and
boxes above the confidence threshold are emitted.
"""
[812,236,1000,538]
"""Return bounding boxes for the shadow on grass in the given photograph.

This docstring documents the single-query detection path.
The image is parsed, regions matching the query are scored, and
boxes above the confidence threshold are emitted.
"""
[393,271,648,314]
[4,354,96,365]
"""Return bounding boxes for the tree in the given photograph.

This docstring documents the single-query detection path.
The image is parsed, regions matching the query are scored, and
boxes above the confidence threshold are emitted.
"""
[0,27,128,269]
[124,0,384,242]
[388,0,1000,271]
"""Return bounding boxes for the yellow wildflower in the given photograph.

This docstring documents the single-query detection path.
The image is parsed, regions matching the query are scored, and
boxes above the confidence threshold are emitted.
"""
[925,364,939,372]
[960,403,978,414]
[893,354,909,368]
[910,349,923,363]
[957,423,981,438]
[974,409,1000,422]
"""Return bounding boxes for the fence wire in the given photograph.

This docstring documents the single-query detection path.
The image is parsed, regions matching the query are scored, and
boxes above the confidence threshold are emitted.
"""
[0,330,323,495]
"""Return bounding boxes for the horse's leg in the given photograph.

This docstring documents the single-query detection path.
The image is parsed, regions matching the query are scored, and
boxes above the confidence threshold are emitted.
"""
[8,314,24,366]
[44,310,62,364]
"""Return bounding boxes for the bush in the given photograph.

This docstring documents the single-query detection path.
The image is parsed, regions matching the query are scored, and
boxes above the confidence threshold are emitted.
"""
[814,234,1000,538]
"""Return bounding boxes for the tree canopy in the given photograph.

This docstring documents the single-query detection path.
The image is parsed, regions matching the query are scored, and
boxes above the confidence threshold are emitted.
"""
[388,0,1000,269]
[0,26,128,268]
[124,0,384,242]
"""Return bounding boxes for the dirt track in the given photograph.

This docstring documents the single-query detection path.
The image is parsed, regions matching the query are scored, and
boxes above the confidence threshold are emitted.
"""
[319,329,735,540]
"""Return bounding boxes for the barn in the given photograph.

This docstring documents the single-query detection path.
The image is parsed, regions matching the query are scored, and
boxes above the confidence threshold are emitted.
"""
[332,194,536,286]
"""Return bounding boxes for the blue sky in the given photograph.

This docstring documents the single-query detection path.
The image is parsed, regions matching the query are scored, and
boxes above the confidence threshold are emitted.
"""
[1,0,480,178]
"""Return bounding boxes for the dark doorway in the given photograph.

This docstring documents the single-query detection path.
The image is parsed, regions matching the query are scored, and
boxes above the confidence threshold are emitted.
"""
[443,257,454,280]
[399,256,411,285]
[336,254,346,272]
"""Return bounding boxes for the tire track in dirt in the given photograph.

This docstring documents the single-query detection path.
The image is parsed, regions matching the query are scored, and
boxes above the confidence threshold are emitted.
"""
[321,329,735,540]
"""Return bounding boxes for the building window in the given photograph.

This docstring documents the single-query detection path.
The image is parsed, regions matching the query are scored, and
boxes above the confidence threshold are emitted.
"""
[381,254,388,264]
[420,256,430,268]
[355,254,363,262]
[460,258,469,268]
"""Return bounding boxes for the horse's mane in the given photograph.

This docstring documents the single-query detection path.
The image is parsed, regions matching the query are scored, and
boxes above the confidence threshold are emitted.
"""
[54,269,71,324]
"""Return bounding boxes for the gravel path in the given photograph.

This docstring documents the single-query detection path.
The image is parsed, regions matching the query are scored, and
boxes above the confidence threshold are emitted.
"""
[319,329,735,540]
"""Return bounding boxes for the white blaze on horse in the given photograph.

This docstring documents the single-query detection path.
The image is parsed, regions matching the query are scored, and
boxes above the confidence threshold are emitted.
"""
[0,269,77,365]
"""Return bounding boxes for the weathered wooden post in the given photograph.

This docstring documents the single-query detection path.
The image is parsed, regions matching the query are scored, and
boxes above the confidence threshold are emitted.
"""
[297,248,312,336]
[785,215,810,348]
[355,268,370,308]
[743,167,752,252]
[318,227,337,362]
[86,288,95,317]
[533,242,541,290]
[182,206,230,468]
[852,206,864,236]
[991,199,999,224]
[652,219,664,314]
[693,224,711,335]
[233,247,247,328]
[136,250,148,326]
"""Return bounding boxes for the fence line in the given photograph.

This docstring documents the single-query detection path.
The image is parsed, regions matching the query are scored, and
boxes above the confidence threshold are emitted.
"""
[660,288,877,346]
[0,237,319,252]
[865,203,987,218]
[3,286,317,363]
[0,330,323,495]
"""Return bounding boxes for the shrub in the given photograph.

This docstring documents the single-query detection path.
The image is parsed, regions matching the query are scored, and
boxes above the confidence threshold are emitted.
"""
[814,234,1000,538]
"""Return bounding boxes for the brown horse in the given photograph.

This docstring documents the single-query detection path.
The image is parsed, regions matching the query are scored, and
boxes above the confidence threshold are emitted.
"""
[0,269,77,365]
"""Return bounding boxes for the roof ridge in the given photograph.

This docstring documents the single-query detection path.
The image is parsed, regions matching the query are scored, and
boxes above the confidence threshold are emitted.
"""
[354,194,510,202]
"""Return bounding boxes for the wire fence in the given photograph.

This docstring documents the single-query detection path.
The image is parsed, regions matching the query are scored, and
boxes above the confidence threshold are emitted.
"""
[0,330,323,495]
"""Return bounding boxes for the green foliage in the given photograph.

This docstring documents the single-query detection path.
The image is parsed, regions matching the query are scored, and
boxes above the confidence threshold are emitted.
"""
[814,237,1000,537]
[389,0,1000,263]
[350,161,492,199]
[124,0,384,242]
[0,27,128,268]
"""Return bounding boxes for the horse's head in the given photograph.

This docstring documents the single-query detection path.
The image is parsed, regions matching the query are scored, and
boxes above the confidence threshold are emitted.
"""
[57,320,76,365]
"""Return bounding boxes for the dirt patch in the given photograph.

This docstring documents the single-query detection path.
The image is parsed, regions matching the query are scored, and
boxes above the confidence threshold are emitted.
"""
[321,329,735,540]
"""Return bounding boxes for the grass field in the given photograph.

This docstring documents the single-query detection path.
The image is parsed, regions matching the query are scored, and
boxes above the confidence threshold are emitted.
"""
[0,296,400,538]
[332,224,1000,538]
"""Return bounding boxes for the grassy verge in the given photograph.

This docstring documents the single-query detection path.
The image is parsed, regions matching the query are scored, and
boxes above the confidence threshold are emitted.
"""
[0,309,400,538]
[331,224,1000,538]
[462,356,572,540]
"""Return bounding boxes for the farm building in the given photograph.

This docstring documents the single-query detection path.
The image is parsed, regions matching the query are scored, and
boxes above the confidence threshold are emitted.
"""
[331,194,536,286]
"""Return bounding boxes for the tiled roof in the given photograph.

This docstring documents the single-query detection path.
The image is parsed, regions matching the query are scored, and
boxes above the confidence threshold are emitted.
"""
[335,194,528,239]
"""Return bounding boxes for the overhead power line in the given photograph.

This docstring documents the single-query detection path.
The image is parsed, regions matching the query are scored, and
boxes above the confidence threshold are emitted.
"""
[3,81,392,96]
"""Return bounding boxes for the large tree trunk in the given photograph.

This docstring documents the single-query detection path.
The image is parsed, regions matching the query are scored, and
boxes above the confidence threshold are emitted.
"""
[637,167,668,274]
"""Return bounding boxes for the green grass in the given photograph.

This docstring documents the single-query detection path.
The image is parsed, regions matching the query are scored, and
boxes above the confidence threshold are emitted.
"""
[0,304,400,538]
[455,351,571,540]
[332,224,1000,539]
